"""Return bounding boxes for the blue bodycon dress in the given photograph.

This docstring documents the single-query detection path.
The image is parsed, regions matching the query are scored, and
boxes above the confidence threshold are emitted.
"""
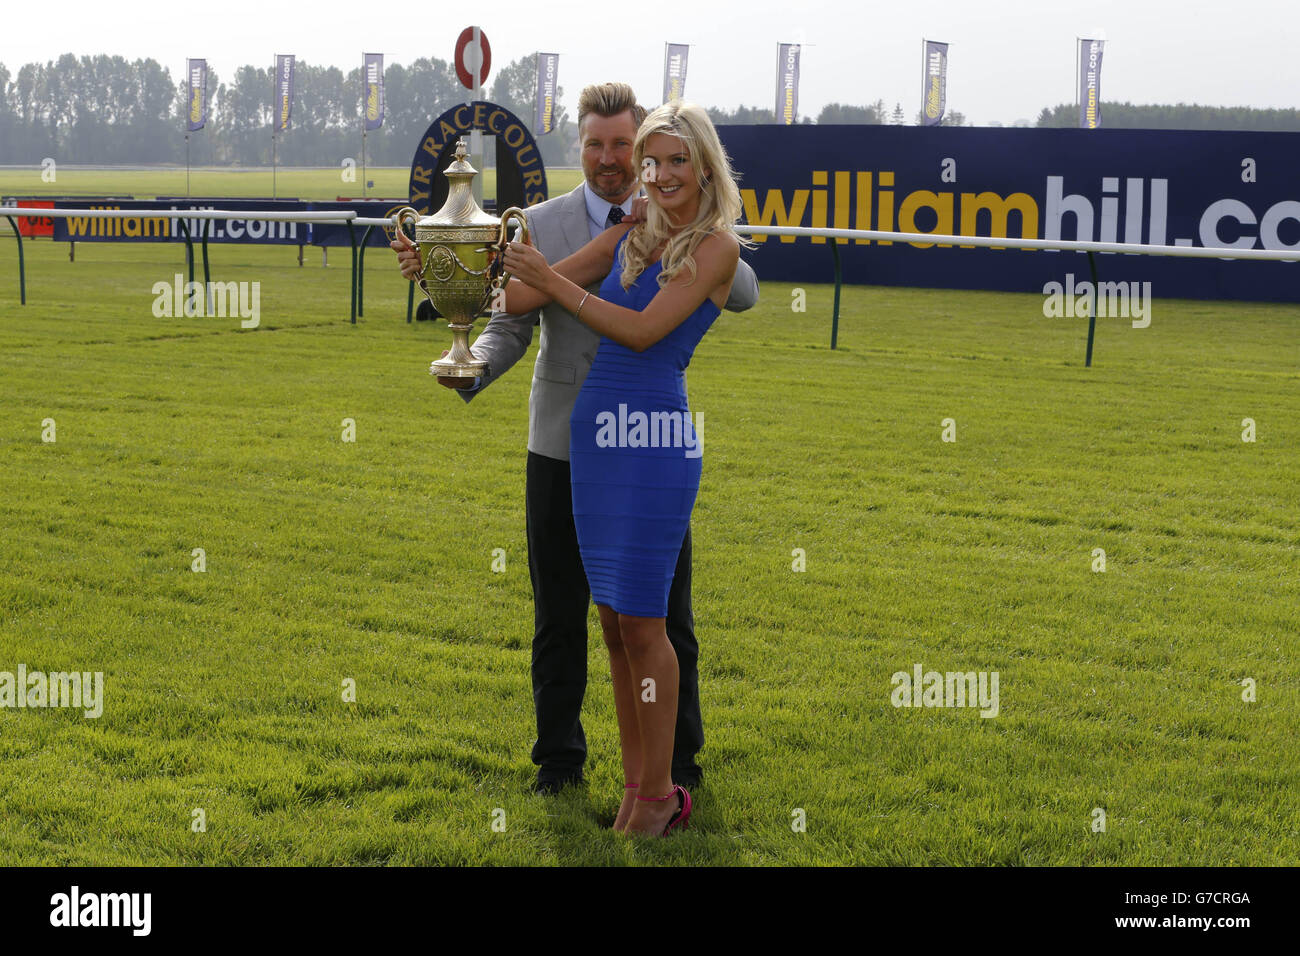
[569,239,720,618]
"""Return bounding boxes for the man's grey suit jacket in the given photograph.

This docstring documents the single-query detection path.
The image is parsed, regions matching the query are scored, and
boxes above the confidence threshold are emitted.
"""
[460,184,759,461]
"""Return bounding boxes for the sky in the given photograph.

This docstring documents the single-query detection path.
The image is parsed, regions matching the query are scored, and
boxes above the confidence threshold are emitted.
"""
[3,0,1298,127]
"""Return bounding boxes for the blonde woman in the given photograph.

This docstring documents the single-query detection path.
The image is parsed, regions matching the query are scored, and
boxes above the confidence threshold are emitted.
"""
[501,101,751,836]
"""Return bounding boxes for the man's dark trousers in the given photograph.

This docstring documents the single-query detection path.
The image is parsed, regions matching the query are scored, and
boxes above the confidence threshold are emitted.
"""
[525,451,703,784]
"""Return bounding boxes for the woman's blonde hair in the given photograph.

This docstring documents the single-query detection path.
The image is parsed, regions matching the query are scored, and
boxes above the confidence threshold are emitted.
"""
[620,101,753,290]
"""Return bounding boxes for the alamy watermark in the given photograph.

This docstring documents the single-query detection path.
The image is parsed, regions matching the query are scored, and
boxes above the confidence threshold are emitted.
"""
[1,665,103,718]
[1042,273,1152,328]
[891,663,999,718]
[50,886,150,936]
[152,274,260,328]
[594,404,703,459]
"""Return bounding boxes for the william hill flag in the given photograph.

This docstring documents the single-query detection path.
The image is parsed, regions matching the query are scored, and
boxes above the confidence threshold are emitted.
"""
[1078,38,1103,128]
[663,43,689,103]
[922,40,948,126]
[186,58,207,132]
[776,43,800,125]
[363,53,384,131]
[535,52,559,135]
[276,54,295,132]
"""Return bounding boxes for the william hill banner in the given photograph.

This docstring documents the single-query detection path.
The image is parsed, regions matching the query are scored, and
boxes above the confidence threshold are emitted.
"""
[51,200,306,244]
[47,199,396,247]
[719,124,1300,303]
[363,53,384,131]
[663,43,688,103]
[922,41,947,127]
[187,59,207,132]
[776,43,800,125]
[1079,39,1103,129]
[535,52,559,134]
[276,54,295,132]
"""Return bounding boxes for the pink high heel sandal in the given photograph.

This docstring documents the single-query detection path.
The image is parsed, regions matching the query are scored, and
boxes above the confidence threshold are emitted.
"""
[635,785,692,835]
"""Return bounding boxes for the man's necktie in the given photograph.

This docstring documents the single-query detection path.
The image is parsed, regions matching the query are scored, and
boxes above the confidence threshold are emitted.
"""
[606,206,624,227]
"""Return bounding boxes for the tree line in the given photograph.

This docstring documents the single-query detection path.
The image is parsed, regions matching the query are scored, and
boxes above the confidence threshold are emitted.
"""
[709,101,968,126]
[1035,102,1300,130]
[0,54,574,168]
[2,54,1297,169]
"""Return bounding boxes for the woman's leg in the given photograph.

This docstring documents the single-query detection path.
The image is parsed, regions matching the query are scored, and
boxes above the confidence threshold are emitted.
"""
[618,613,682,835]
[598,603,641,832]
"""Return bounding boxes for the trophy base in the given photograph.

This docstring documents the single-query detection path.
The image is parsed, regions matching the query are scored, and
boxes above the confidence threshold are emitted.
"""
[430,356,488,379]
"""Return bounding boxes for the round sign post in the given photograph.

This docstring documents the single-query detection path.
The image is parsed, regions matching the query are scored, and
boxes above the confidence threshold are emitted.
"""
[455,27,492,204]
[454,26,491,89]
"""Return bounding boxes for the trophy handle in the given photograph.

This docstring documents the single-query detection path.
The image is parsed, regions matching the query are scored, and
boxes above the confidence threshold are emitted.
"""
[482,207,531,314]
[392,206,435,307]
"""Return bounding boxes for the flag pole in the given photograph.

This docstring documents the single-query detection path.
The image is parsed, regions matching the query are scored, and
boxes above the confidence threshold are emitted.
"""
[360,53,367,199]
[470,27,484,207]
[272,56,278,199]
[923,39,929,124]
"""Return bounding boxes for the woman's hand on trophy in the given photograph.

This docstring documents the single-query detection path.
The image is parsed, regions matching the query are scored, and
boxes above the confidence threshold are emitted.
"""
[502,239,554,293]
[391,232,423,280]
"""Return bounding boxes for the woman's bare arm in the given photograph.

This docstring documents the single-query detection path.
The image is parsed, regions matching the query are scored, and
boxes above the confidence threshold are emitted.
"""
[504,232,740,352]
[499,224,630,314]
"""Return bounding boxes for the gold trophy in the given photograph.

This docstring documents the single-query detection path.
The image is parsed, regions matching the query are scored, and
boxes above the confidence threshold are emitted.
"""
[394,138,530,378]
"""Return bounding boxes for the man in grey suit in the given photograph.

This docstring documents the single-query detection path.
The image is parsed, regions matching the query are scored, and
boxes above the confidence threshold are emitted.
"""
[394,82,758,795]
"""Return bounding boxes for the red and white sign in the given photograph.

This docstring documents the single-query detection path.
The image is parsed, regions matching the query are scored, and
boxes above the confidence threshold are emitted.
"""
[13,200,54,237]
[455,27,491,90]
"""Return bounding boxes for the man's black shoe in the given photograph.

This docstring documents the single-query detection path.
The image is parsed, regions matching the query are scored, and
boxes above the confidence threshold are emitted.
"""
[533,770,584,795]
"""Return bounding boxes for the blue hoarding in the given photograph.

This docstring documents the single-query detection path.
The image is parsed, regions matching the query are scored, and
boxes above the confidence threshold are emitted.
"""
[47,199,403,248]
[718,125,1300,303]
[52,200,309,244]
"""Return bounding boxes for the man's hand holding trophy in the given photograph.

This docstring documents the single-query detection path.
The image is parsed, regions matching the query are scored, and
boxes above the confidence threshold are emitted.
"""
[390,137,529,388]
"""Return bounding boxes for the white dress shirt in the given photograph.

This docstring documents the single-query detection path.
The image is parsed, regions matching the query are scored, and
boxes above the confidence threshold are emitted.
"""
[582,182,637,241]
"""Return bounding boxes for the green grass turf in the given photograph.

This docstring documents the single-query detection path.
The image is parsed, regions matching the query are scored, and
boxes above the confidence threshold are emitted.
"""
[0,235,1296,866]
[0,166,586,203]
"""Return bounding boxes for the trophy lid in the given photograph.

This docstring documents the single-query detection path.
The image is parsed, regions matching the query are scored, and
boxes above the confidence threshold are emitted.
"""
[424,139,500,229]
